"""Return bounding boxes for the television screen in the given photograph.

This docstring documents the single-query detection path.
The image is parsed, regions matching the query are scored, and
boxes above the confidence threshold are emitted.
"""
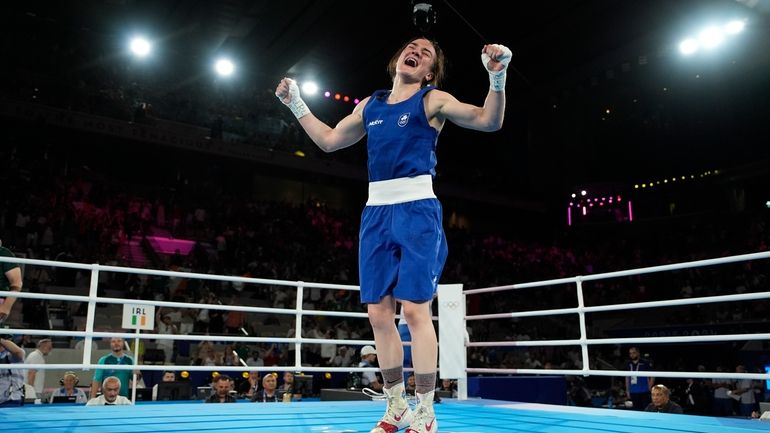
[293,374,314,397]
[156,381,193,401]
[196,386,212,400]
[52,395,77,404]
[133,388,153,401]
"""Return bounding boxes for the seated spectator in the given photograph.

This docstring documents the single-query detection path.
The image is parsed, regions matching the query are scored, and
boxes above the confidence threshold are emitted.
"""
[644,384,683,414]
[152,370,176,401]
[0,336,25,407]
[205,374,236,403]
[405,373,416,395]
[280,371,303,401]
[50,371,88,404]
[238,371,260,399]
[86,376,132,405]
[245,350,264,366]
[438,378,458,398]
[252,373,281,402]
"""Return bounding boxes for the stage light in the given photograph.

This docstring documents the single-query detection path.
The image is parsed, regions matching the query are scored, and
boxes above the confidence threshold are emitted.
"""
[214,58,235,77]
[301,81,319,95]
[324,91,331,98]
[129,37,151,57]
[698,26,724,49]
[679,38,699,55]
[724,20,745,35]
[412,1,436,32]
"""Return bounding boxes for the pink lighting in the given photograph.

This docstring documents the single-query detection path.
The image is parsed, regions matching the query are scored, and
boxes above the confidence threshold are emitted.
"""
[582,206,587,215]
[628,201,634,222]
[146,236,195,255]
[324,91,331,97]
[567,207,572,226]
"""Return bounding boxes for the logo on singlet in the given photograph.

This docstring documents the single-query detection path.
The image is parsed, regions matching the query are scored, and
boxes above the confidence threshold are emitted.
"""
[398,113,410,127]
[368,119,383,127]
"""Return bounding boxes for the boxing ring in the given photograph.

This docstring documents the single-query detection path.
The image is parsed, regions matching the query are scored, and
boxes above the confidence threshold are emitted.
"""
[1,251,770,432]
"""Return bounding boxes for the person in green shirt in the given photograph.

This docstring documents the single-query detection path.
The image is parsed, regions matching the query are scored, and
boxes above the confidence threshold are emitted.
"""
[0,241,23,324]
[91,337,137,398]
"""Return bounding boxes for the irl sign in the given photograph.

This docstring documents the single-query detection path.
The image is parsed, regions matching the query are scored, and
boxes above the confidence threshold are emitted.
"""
[121,304,156,330]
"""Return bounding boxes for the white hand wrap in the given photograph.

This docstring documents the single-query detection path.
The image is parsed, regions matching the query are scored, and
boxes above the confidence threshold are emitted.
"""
[278,78,310,119]
[481,44,512,92]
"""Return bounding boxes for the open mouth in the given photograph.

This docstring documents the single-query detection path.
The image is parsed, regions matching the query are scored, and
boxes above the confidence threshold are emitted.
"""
[404,57,418,67]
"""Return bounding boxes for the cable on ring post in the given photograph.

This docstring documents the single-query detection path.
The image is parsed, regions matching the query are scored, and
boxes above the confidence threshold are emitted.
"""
[442,0,533,88]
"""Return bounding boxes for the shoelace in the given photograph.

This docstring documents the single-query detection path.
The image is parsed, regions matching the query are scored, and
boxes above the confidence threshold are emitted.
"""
[362,388,419,406]
[362,387,387,400]
[412,404,434,425]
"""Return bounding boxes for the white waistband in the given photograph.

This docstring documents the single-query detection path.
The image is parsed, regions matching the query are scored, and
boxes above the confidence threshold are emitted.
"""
[366,175,436,206]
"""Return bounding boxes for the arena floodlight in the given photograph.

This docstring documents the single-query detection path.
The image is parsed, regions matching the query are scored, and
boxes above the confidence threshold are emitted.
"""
[129,37,152,57]
[214,58,235,77]
[724,19,745,35]
[679,38,699,55]
[698,26,724,49]
[301,81,319,96]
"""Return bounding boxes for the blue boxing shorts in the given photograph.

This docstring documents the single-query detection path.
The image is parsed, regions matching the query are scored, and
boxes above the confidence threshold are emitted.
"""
[358,198,448,304]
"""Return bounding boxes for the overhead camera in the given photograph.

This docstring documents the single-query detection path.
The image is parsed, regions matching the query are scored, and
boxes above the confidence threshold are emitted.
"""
[412,1,436,32]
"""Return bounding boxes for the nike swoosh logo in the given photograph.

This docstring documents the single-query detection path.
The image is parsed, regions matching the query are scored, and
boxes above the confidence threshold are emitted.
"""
[426,418,435,431]
[394,407,408,422]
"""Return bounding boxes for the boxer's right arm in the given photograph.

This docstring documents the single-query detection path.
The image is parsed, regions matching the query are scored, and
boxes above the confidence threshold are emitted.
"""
[275,77,368,152]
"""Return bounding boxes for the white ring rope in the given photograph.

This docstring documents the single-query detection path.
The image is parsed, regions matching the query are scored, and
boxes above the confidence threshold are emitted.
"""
[1,249,769,398]
[463,250,770,383]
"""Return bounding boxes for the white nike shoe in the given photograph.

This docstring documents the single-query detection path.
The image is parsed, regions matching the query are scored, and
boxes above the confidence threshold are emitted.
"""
[405,391,437,433]
[370,383,413,433]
